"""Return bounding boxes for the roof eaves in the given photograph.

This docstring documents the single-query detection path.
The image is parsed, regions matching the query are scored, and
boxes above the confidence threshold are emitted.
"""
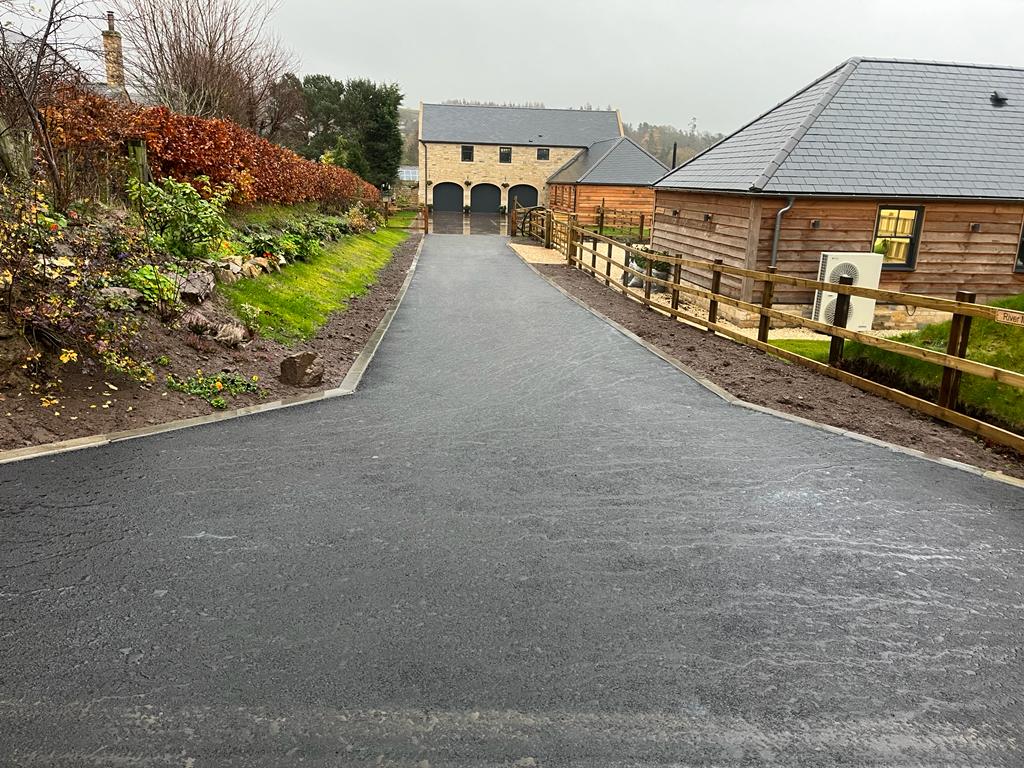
[546,148,588,184]
[653,57,856,189]
[749,57,862,192]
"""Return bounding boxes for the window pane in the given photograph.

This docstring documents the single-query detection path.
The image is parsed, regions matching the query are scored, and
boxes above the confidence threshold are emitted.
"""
[499,147,512,163]
[537,147,549,160]
[461,145,473,162]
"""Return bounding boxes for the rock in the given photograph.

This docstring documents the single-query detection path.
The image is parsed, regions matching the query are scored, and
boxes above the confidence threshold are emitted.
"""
[213,323,247,348]
[175,271,215,303]
[280,351,324,388]
[100,286,144,303]
[217,268,240,284]
[181,308,212,334]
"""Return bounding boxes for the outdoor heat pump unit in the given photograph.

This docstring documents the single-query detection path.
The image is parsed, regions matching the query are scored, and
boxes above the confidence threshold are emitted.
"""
[811,252,884,332]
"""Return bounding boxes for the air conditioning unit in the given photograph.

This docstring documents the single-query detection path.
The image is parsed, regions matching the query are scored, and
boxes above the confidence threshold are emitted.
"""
[811,252,884,331]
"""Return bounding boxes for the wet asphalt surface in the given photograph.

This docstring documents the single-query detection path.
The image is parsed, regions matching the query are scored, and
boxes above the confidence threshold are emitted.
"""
[2,234,1023,767]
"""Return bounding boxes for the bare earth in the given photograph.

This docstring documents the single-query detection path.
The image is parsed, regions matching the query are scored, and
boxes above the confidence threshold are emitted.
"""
[0,234,421,452]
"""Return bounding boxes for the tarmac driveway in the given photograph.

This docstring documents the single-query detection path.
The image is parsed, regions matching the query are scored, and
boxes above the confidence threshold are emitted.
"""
[1,234,1023,766]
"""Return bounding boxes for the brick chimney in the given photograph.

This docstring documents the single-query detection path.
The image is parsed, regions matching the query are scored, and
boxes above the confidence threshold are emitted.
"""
[102,11,124,89]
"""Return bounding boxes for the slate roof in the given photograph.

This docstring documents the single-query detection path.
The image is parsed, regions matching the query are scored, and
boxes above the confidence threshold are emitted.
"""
[420,103,621,147]
[547,137,668,186]
[656,58,1024,199]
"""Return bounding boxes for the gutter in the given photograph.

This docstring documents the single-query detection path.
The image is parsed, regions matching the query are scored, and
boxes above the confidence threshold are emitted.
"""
[770,196,796,268]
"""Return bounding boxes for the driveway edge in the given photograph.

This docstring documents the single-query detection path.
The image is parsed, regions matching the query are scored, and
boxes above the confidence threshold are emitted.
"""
[0,236,425,467]
[512,246,1024,490]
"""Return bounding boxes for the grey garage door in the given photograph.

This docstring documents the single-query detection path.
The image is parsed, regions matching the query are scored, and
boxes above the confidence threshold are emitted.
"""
[433,182,464,212]
[508,184,538,208]
[470,184,501,213]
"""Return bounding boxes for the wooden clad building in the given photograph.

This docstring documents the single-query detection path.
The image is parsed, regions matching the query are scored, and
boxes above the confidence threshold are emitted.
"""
[547,137,667,222]
[652,58,1024,320]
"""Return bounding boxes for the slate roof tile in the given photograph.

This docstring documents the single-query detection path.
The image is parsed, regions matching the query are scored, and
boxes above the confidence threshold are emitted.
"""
[656,58,1024,199]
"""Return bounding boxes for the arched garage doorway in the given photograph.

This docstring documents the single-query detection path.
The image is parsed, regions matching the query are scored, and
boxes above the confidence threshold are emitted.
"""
[470,183,501,213]
[508,184,538,209]
[432,182,464,212]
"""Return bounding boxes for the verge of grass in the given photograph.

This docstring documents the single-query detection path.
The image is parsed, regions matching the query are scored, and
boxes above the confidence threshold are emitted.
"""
[771,338,830,364]
[387,209,418,228]
[220,223,410,344]
[771,294,1024,432]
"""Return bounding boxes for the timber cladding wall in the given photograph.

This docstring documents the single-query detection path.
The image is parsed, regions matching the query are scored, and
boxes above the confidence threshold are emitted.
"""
[653,190,1024,305]
[548,184,655,219]
[652,191,760,301]
[758,198,1024,303]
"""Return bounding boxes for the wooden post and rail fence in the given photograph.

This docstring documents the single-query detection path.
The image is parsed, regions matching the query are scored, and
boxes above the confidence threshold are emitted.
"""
[515,204,1024,454]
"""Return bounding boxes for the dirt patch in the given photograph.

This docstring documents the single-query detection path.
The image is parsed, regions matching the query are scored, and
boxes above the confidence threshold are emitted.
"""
[0,234,421,452]
[536,262,1024,480]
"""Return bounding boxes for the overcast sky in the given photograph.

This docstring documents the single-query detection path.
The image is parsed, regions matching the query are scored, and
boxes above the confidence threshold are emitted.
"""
[274,0,1024,134]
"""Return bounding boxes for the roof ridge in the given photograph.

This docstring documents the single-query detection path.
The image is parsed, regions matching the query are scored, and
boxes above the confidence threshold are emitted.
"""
[750,57,861,192]
[576,138,626,183]
[422,103,618,114]
[856,56,1024,73]
[618,136,670,171]
[653,58,854,187]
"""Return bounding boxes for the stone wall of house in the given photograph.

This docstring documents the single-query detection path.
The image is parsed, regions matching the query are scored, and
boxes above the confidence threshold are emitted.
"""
[419,143,580,208]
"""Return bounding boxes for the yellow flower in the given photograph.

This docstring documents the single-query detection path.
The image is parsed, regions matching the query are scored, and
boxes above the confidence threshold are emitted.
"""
[59,349,78,364]
[214,380,224,391]
[251,375,259,382]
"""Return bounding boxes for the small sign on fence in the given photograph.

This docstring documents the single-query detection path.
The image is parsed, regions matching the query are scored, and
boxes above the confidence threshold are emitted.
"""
[994,309,1024,327]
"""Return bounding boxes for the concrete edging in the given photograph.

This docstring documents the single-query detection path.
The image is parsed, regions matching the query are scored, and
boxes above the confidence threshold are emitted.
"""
[511,245,1024,491]
[0,236,426,467]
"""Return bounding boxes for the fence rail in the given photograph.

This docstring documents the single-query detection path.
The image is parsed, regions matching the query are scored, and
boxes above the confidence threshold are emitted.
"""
[518,206,1024,454]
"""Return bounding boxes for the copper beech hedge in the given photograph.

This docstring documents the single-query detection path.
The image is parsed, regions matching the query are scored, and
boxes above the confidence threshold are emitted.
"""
[48,89,379,206]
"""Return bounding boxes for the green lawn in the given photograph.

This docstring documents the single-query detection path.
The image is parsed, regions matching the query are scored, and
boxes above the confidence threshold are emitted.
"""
[220,222,410,344]
[771,294,1024,431]
[386,209,418,228]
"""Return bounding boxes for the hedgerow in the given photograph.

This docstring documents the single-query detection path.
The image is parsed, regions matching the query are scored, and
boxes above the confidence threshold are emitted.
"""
[45,88,379,208]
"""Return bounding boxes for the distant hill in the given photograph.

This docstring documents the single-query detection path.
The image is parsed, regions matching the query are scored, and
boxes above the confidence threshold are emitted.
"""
[399,104,724,170]
[624,121,724,168]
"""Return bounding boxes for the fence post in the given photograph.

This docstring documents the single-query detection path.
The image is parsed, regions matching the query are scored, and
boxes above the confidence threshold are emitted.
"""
[566,218,576,265]
[671,260,682,312]
[707,258,724,330]
[638,213,646,243]
[543,209,553,249]
[757,266,777,343]
[828,275,854,366]
[598,204,606,238]
[938,290,977,410]
[643,255,653,305]
[605,241,612,287]
[422,205,429,235]
[510,205,517,237]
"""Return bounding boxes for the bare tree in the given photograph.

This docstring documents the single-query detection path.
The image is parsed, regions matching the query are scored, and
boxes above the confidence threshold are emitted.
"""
[112,0,298,134]
[0,0,96,204]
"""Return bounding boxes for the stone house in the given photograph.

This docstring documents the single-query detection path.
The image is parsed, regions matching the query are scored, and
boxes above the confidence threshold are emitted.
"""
[418,103,622,213]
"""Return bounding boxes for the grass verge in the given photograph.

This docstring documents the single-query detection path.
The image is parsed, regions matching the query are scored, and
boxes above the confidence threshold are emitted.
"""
[221,222,410,344]
[771,294,1024,432]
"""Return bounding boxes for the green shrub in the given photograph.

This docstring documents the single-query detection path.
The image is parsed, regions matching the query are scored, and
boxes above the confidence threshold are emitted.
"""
[123,264,179,306]
[128,176,233,263]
